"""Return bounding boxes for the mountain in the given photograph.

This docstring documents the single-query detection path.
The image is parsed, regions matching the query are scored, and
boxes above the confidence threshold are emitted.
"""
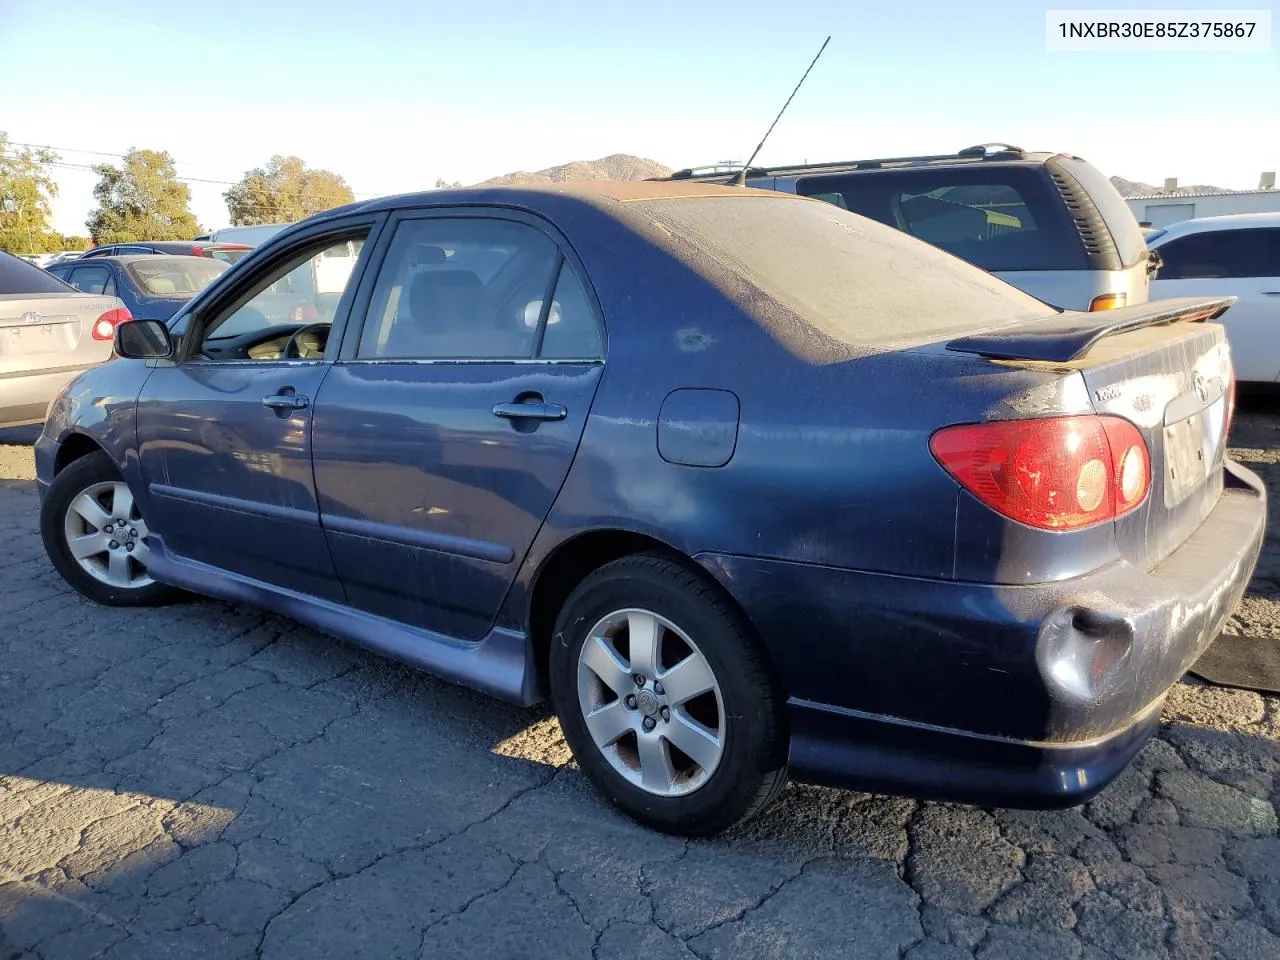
[475,154,672,187]
[1109,175,1231,197]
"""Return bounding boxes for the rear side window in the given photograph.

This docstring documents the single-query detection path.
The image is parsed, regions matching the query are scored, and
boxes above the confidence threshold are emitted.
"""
[796,166,1088,272]
[0,252,76,295]
[1156,228,1280,279]
[357,217,565,360]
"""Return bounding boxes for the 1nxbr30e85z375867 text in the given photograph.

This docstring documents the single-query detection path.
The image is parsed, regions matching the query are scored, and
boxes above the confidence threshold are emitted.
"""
[1046,9,1272,51]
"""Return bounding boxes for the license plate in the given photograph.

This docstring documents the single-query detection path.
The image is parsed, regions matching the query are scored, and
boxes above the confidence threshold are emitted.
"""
[1164,396,1226,506]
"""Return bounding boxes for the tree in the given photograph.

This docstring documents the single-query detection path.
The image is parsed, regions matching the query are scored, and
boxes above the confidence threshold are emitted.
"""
[0,132,62,253]
[435,178,462,189]
[86,148,198,244]
[224,156,355,226]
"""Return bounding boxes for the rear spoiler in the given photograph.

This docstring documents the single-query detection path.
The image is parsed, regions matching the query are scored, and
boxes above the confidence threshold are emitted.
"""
[945,297,1236,363]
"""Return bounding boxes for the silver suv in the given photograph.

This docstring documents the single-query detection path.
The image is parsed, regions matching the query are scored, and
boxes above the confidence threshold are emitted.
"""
[658,144,1154,312]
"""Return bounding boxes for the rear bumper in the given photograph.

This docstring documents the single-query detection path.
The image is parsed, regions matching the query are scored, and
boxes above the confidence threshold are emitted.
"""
[0,367,91,429]
[696,459,1265,807]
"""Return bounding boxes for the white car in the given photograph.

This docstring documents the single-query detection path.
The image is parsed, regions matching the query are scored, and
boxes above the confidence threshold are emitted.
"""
[1148,213,1280,384]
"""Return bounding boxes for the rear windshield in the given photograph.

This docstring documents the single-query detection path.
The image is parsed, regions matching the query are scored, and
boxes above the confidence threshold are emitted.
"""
[209,248,250,264]
[633,195,1051,349]
[127,257,229,296]
[0,251,76,295]
[796,165,1089,272]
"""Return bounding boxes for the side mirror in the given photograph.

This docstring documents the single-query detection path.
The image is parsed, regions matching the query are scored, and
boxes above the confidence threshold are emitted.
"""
[114,319,174,360]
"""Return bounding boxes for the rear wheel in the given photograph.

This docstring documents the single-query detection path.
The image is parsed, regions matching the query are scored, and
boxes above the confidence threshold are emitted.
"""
[549,553,788,836]
[40,451,178,606]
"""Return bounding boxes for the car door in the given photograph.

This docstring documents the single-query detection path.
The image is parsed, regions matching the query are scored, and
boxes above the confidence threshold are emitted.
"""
[1152,226,1280,382]
[310,211,606,640]
[135,217,382,599]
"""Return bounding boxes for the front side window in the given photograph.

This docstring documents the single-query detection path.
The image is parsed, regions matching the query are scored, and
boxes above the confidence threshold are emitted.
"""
[357,217,571,360]
[1157,228,1280,280]
[191,231,369,361]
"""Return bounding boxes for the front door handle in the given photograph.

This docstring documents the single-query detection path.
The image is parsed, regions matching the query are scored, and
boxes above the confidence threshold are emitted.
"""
[492,400,567,422]
[262,393,310,412]
[1262,291,1280,297]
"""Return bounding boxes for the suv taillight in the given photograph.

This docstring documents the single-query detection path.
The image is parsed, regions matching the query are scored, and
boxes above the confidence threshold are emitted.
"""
[930,415,1150,530]
[1088,293,1127,311]
[92,306,132,341]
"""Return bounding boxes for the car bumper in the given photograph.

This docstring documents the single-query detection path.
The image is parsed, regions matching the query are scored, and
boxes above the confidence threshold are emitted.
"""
[695,459,1266,808]
[0,367,91,429]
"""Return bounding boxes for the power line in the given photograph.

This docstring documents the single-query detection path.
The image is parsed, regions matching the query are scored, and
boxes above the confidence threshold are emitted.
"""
[2,142,384,198]
[1,152,385,206]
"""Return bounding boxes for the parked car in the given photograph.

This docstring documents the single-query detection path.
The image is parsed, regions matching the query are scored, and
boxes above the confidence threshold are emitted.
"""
[34,182,1262,836]
[1147,213,1280,385]
[656,144,1155,313]
[0,251,130,428]
[79,241,252,264]
[193,223,290,247]
[46,251,86,266]
[45,255,229,323]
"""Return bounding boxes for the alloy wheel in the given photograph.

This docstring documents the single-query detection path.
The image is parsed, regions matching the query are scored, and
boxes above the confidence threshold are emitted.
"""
[576,607,725,797]
[62,480,153,589]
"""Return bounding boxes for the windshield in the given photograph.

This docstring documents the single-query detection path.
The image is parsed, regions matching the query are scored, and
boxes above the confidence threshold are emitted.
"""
[126,258,229,297]
[632,195,1052,352]
[209,248,251,264]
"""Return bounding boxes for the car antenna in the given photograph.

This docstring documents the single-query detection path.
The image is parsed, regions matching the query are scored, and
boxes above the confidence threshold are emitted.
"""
[729,35,831,187]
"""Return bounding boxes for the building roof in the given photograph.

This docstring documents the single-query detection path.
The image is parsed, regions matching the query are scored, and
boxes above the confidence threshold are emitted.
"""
[1127,188,1279,201]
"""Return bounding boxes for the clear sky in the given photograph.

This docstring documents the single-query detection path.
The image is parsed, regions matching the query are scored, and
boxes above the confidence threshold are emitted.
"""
[2,0,1277,234]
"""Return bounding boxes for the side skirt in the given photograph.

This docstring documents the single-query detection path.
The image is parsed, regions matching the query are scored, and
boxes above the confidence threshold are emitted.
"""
[147,536,541,706]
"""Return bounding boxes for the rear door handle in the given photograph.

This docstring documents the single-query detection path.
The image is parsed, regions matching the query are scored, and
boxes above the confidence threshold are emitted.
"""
[262,393,310,412]
[492,401,567,422]
[1262,291,1280,296]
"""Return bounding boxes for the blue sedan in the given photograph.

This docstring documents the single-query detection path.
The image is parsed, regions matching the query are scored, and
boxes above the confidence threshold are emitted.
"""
[46,255,229,323]
[33,182,1265,835]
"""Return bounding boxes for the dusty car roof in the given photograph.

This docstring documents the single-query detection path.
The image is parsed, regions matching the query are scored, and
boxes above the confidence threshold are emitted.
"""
[341,180,805,220]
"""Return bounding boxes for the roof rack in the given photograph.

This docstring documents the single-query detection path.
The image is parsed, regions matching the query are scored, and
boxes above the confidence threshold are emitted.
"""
[654,143,1030,181]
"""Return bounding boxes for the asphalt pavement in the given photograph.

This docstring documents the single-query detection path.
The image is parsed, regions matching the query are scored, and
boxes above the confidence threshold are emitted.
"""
[1,411,1279,960]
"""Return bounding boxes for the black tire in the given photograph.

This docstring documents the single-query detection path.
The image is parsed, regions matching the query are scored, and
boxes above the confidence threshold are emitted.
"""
[549,552,788,836]
[40,451,179,607]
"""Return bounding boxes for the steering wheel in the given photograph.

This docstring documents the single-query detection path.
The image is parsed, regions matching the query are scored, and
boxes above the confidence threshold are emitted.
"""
[283,322,331,360]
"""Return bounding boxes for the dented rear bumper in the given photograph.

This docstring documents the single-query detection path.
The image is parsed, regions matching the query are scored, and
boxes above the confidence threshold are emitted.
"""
[695,458,1265,807]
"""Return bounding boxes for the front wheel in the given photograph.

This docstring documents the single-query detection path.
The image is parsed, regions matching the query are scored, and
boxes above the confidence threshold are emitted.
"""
[40,451,178,607]
[549,553,788,836]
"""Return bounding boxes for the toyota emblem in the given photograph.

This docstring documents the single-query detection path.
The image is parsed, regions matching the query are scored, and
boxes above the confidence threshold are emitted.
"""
[21,311,42,325]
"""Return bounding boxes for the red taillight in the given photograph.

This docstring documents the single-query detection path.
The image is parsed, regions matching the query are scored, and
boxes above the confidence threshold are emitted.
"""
[930,415,1150,530]
[92,306,132,341]
[191,245,204,256]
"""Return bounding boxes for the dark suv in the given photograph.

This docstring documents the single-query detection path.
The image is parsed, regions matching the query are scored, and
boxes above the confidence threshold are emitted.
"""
[657,144,1153,312]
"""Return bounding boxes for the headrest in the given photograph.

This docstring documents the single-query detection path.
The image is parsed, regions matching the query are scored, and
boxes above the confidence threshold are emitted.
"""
[408,269,482,327]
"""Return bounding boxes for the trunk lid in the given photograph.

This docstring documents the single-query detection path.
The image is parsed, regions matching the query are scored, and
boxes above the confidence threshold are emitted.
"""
[948,297,1236,570]
[0,292,119,377]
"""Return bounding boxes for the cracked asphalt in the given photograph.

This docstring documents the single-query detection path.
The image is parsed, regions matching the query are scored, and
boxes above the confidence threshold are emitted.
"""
[2,408,1280,960]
